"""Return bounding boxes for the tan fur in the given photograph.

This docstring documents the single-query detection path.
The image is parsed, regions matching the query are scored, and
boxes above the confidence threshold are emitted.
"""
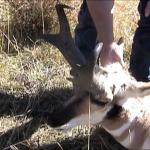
[57,40,150,149]
[59,65,150,149]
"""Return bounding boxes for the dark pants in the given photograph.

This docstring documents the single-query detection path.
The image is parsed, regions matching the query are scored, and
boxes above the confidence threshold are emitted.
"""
[75,0,150,82]
[75,0,97,60]
[129,0,150,81]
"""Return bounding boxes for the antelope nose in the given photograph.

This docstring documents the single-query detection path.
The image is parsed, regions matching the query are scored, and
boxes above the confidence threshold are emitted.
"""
[55,124,72,132]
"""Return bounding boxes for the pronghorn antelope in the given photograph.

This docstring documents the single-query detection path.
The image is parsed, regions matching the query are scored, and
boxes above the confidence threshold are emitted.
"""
[48,43,150,149]
[48,54,150,149]
[41,4,150,149]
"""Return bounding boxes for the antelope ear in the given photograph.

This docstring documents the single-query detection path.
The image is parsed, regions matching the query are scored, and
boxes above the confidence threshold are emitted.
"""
[95,42,103,53]
[93,42,103,65]
[118,37,124,45]
[117,37,124,65]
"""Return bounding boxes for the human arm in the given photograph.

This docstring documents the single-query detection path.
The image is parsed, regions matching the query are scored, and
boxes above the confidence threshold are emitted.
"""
[86,0,122,66]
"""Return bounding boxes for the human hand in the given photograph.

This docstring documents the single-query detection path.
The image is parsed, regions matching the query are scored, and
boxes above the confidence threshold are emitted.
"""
[100,42,124,66]
[145,0,150,17]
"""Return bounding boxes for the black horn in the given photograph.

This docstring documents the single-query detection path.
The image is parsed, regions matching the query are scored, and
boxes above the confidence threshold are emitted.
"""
[39,4,86,69]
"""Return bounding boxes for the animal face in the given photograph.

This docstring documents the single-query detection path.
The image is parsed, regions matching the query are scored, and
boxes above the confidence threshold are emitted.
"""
[90,42,134,103]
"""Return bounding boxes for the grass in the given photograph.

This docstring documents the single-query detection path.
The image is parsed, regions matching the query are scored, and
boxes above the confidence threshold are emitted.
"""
[0,0,139,149]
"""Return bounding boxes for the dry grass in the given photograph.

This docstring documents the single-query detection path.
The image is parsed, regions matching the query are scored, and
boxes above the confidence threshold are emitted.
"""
[113,1,139,61]
[0,0,139,149]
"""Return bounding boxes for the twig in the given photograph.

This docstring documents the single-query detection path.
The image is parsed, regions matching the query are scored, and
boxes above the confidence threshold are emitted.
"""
[7,6,10,53]
[41,0,45,34]
[3,139,29,150]
[56,141,63,150]
[88,94,91,150]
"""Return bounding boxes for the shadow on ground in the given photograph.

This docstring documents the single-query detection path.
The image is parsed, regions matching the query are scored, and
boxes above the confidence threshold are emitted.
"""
[0,88,126,150]
[35,128,126,150]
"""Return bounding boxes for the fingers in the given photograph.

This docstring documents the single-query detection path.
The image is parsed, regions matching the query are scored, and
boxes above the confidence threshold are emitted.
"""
[113,42,125,67]
[100,42,124,66]
[145,0,150,17]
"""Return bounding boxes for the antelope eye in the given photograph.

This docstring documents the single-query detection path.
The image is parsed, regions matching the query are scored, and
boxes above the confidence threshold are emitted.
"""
[90,94,108,106]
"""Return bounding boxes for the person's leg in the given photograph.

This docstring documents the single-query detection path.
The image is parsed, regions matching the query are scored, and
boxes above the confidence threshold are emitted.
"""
[130,0,150,82]
[75,0,97,60]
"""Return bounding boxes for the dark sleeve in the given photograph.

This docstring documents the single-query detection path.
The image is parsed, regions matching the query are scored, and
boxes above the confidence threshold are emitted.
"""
[74,0,97,60]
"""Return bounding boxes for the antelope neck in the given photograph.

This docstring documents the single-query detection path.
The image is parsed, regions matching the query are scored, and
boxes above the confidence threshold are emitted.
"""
[103,97,150,149]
